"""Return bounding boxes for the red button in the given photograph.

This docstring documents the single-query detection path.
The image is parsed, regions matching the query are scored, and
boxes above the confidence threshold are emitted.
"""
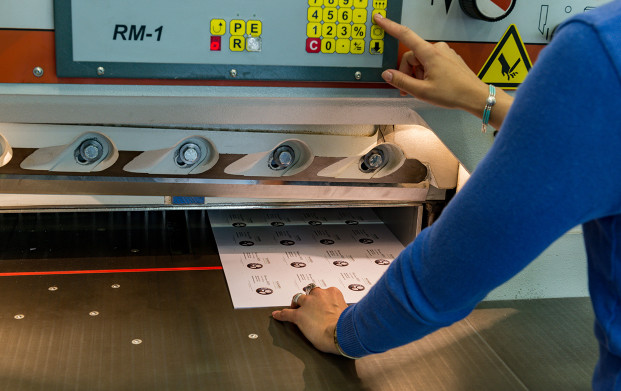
[306,38,321,53]
[210,36,221,51]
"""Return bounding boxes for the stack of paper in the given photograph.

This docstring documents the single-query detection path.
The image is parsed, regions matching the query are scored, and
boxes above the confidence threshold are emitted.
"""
[209,209,405,308]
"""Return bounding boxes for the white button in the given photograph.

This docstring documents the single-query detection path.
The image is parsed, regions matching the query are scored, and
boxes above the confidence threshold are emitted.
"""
[247,37,262,52]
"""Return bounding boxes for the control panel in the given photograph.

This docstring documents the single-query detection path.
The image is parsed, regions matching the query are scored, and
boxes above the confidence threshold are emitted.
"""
[54,0,402,82]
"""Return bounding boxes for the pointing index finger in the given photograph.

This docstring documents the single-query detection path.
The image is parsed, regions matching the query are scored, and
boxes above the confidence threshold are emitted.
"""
[374,14,432,59]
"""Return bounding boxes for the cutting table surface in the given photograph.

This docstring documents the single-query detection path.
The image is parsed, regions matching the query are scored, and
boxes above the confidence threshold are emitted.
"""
[0,211,597,390]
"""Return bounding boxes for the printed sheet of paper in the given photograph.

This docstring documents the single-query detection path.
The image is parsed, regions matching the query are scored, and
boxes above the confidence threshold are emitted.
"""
[209,209,406,308]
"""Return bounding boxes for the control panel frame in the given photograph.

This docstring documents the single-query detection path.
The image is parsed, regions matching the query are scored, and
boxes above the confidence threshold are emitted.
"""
[53,0,402,82]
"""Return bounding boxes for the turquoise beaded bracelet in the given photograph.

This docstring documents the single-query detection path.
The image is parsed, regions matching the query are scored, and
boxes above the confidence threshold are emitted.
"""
[481,84,496,133]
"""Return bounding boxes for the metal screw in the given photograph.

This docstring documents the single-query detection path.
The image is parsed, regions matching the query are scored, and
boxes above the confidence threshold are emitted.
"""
[75,139,104,165]
[130,248,140,253]
[33,67,44,77]
[89,311,99,316]
[248,334,259,339]
[14,314,25,320]
[230,69,238,78]
[111,284,120,289]
[366,152,383,169]
[269,145,296,171]
[132,339,142,345]
[354,71,362,80]
[175,142,202,167]
[360,148,386,173]
[48,286,58,291]
[97,66,105,76]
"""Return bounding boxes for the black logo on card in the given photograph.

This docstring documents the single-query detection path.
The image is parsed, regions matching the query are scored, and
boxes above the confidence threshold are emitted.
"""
[256,287,273,295]
[320,239,335,245]
[239,241,255,246]
[333,260,349,267]
[247,263,263,269]
[290,262,307,268]
[348,284,365,291]
[345,220,359,225]
[308,220,323,226]
[359,238,374,244]
[280,240,295,246]
[232,222,246,228]
[270,221,285,227]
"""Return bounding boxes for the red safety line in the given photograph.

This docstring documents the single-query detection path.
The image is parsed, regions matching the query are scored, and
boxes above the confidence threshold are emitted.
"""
[0,266,223,277]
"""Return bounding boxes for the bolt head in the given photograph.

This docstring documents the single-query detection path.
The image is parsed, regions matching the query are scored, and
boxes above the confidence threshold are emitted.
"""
[182,147,199,163]
[230,69,238,78]
[276,150,293,167]
[354,71,362,80]
[33,67,44,77]
[97,66,105,76]
[83,144,100,160]
[367,153,383,168]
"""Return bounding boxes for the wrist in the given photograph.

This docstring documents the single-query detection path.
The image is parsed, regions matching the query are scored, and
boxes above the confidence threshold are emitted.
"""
[462,81,493,118]
[333,324,360,359]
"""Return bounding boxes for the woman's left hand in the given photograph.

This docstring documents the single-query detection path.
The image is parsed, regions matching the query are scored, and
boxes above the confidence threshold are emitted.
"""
[272,286,348,355]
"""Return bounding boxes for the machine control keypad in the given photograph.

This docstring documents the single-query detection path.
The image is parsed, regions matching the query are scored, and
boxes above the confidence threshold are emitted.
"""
[209,18,263,52]
[306,0,386,54]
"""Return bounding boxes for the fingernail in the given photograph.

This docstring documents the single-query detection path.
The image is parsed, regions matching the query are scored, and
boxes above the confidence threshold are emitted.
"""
[382,70,393,82]
[374,13,383,20]
[271,311,279,317]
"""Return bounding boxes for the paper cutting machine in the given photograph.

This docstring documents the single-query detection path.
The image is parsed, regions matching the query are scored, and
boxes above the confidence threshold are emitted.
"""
[0,0,602,389]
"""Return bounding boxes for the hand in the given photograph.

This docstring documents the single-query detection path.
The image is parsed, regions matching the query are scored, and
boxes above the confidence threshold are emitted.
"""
[272,287,348,355]
[374,14,512,129]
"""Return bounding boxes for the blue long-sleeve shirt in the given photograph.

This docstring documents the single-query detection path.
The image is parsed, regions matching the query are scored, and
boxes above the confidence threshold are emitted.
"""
[337,1,621,388]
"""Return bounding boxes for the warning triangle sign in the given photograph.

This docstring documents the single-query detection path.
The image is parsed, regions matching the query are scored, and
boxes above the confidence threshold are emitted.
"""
[478,24,533,90]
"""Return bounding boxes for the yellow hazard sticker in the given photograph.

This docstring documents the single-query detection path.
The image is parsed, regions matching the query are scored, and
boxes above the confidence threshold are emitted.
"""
[478,25,533,90]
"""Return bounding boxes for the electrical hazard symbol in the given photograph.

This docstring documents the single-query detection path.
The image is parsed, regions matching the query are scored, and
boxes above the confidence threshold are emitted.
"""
[477,24,533,90]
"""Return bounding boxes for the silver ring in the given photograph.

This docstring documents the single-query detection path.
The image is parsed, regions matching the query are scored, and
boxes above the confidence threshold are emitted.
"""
[292,292,304,307]
[303,283,318,295]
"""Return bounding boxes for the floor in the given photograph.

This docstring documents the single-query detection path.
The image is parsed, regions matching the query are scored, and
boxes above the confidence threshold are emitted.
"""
[0,210,598,390]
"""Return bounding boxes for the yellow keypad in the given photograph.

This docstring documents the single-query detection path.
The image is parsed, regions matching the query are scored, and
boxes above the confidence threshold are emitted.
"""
[321,39,336,53]
[308,7,323,22]
[372,0,387,9]
[371,9,386,24]
[352,9,367,23]
[370,24,385,39]
[247,20,262,37]
[230,20,245,35]
[370,39,384,54]
[229,36,245,51]
[322,23,337,38]
[350,39,365,54]
[352,24,366,38]
[307,22,322,38]
[210,17,263,53]
[336,39,350,53]
[338,8,352,23]
[305,0,387,58]
[210,19,226,35]
[323,8,337,22]
[337,23,352,38]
